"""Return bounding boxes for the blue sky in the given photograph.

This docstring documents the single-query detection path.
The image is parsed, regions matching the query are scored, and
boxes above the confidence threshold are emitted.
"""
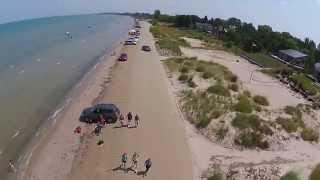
[1,0,320,43]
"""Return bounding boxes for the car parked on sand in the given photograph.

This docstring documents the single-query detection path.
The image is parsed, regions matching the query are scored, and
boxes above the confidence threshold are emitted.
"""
[125,39,137,45]
[79,104,120,124]
[142,45,151,52]
[118,53,128,61]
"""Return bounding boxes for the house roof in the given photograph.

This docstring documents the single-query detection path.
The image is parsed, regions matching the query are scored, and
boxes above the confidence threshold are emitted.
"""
[279,49,308,59]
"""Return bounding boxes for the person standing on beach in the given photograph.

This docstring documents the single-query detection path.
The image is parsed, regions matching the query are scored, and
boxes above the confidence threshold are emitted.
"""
[131,152,139,173]
[127,112,133,127]
[121,153,128,170]
[143,158,152,177]
[8,160,16,173]
[119,113,125,127]
[134,114,140,128]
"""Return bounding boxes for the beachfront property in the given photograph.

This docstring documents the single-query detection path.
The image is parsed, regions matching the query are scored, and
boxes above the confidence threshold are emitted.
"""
[276,49,308,68]
[195,22,226,38]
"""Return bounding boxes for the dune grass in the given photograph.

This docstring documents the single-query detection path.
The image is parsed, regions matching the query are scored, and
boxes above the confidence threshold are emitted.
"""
[253,95,269,106]
[280,171,299,180]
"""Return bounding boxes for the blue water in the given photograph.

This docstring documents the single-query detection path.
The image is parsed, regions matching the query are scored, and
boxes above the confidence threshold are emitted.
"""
[0,14,132,178]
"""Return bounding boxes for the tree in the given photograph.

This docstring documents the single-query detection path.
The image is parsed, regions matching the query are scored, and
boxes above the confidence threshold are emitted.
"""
[227,17,242,28]
[202,16,208,23]
[154,10,161,19]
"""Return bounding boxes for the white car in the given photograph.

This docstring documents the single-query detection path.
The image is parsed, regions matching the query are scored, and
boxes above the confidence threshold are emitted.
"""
[125,39,137,45]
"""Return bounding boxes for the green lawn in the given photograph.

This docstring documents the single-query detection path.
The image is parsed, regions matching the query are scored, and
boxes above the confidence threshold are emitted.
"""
[246,53,286,68]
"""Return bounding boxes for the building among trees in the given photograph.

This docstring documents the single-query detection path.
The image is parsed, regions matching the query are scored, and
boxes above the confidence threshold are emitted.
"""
[277,49,308,68]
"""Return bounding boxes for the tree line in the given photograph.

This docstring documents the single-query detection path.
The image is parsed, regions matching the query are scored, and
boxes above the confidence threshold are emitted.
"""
[150,10,320,73]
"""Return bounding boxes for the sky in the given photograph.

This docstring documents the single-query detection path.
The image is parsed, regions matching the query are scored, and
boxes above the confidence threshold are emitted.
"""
[1,0,320,44]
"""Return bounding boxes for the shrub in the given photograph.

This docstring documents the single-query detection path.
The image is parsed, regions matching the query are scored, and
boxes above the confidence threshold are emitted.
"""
[254,104,262,112]
[188,80,197,88]
[228,83,239,92]
[284,106,302,119]
[301,128,319,142]
[235,130,269,149]
[276,117,299,133]
[208,171,224,180]
[253,95,269,106]
[280,171,299,180]
[202,71,214,79]
[230,75,238,83]
[216,127,229,141]
[310,164,320,180]
[196,65,206,72]
[232,113,261,130]
[178,74,189,82]
[234,95,253,113]
[243,90,251,97]
[207,85,230,97]
[180,66,189,73]
[211,110,222,119]
[197,117,212,128]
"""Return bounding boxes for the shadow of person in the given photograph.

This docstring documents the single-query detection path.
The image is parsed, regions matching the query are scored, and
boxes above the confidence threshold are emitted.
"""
[137,171,146,176]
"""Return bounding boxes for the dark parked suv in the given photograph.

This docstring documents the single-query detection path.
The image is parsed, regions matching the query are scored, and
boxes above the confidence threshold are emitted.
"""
[79,104,120,124]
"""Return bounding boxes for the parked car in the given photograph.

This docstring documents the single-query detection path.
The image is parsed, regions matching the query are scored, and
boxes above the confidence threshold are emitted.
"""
[142,45,151,52]
[79,104,120,124]
[125,39,137,45]
[118,53,128,61]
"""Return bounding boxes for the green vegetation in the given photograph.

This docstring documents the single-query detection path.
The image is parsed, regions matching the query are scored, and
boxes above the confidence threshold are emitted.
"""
[228,83,239,92]
[289,73,319,96]
[310,164,320,180]
[202,71,214,79]
[235,130,269,149]
[233,95,253,113]
[253,95,269,106]
[301,128,319,142]
[284,106,302,119]
[280,171,299,180]
[178,74,189,82]
[231,113,272,135]
[276,117,304,133]
[207,171,224,180]
[207,85,230,97]
[179,66,189,73]
[216,126,229,141]
[182,90,232,129]
[247,53,286,68]
[243,90,251,97]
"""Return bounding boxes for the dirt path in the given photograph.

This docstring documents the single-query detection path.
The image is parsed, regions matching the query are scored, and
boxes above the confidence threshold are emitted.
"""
[67,22,193,180]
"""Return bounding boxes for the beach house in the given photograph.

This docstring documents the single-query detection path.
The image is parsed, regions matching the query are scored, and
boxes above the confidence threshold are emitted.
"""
[277,49,308,68]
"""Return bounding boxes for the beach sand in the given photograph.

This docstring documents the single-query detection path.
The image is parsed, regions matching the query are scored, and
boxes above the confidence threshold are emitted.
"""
[19,21,194,180]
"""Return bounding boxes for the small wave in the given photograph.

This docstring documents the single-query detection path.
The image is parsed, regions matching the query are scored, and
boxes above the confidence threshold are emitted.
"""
[52,106,64,119]
[18,70,25,74]
[0,149,3,156]
[36,58,41,62]
[9,65,15,69]
[56,61,61,65]
[12,129,21,139]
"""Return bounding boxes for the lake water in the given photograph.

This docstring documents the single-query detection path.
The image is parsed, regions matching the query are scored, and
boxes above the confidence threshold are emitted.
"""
[0,14,132,178]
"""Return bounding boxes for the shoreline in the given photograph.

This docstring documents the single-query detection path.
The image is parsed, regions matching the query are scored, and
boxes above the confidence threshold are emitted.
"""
[14,36,128,180]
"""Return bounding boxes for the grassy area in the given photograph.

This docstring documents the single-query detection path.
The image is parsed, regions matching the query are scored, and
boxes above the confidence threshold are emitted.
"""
[246,53,286,68]
[235,130,269,149]
[301,128,319,142]
[310,164,320,180]
[280,171,300,180]
[289,73,319,96]
[233,95,253,113]
[276,117,304,133]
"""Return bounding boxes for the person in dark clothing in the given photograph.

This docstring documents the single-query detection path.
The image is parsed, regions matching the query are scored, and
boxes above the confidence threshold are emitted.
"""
[121,153,128,170]
[127,112,133,127]
[134,114,140,128]
[143,158,152,177]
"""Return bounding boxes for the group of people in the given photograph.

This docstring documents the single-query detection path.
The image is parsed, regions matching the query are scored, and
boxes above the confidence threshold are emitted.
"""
[119,112,140,128]
[120,152,152,177]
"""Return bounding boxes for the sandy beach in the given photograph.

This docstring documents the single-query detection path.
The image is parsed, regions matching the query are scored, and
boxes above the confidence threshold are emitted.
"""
[19,21,193,180]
